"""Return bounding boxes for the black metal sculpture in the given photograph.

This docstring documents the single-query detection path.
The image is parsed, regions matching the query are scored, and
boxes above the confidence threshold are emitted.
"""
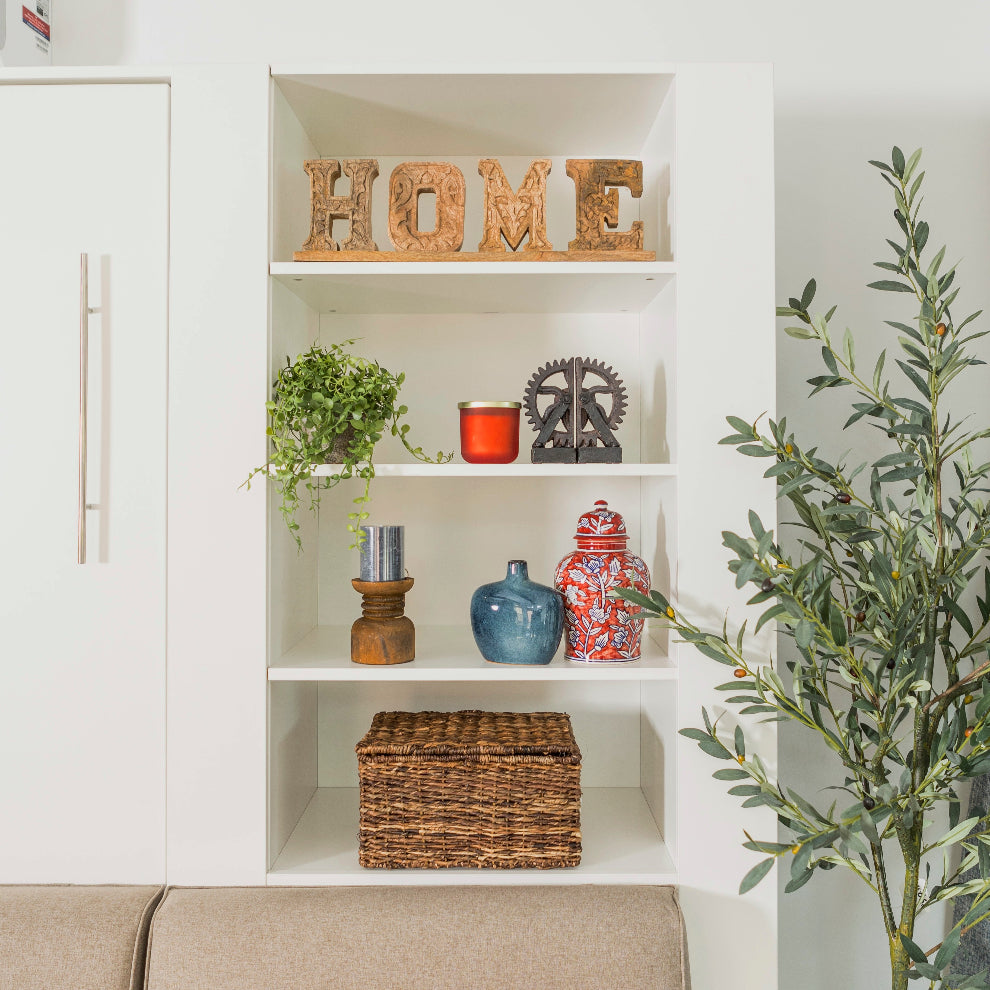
[523,357,627,463]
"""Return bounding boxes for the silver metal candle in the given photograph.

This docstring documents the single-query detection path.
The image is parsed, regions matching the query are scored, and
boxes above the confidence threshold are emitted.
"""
[358,525,405,582]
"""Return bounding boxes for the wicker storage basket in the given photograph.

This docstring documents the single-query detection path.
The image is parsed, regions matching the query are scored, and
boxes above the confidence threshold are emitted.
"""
[356,710,582,869]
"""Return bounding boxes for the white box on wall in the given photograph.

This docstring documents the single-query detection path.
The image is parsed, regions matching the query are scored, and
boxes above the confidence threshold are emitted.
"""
[0,0,51,66]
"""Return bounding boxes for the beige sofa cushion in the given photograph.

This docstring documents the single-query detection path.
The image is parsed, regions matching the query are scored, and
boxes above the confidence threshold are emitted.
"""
[147,885,688,990]
[0,884,163,990]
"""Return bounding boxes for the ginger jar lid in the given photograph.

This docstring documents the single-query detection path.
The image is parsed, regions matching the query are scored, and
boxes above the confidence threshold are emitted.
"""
[574,500,628,541]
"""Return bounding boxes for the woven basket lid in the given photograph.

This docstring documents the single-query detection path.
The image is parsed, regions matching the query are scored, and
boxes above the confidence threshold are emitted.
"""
[574,499,627,539]
[356,710,581,760]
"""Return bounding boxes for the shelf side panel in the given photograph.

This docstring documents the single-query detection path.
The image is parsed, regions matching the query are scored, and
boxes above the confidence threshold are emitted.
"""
[674,64,777,990]
[642,679,678,862]
[268,682,318,867]
[640,279,676,465]
[269,280,321,661]
[640,77,676,262]
[168,65,272,885]
[272,81,321,267]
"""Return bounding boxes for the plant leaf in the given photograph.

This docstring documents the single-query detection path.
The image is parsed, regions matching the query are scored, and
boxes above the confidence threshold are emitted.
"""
[868,280,915,293]
[739,857,774,894]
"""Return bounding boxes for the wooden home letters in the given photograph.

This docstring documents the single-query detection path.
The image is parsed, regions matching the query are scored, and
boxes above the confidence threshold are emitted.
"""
[566,159,645,252]
[294,157,653,262]
[388,162,466,253]
[478,158,553,253]
[301,158,379,252]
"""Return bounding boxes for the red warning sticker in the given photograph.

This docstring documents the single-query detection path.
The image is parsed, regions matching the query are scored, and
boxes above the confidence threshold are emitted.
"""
[22,7,51,40]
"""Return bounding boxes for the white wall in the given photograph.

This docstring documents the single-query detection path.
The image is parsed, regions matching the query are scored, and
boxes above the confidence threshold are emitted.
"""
[55,2,990,987]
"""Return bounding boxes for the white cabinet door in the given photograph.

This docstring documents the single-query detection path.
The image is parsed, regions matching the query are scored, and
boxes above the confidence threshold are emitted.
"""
[0,84,168,882]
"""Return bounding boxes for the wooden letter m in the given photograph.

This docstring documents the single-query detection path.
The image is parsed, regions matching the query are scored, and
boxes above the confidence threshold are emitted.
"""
[477,159,553,253]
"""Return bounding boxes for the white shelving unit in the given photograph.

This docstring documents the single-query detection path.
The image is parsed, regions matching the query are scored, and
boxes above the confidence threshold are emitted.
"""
[10,59,776,990]
[260,64,778,990]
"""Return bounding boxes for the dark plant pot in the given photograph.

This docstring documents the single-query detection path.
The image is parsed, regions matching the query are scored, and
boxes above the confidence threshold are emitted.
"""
[470,560,564,664]
[325,425,358,463]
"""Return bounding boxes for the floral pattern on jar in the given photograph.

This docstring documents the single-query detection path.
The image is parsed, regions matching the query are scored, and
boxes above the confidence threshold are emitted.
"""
[554,500,652,662]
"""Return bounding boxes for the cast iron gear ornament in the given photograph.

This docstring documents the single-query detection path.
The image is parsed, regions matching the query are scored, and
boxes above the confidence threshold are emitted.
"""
[523,357,627,463]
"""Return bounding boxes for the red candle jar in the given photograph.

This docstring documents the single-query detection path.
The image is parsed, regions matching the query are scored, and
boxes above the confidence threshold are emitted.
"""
[458,401,521,463]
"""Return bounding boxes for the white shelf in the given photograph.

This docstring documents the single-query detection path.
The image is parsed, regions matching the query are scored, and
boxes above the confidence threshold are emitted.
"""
[271,263,675,314]
[268,786,677,886]
[270,625,676,681]
[308,462,678,478]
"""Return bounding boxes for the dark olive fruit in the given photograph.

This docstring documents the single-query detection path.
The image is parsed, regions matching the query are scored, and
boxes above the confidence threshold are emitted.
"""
[887,659,896,670]
[837,493,852,504]
[761,578,774,593]
[862,795,876,810]
[888,431,896,438]
[856,611,867,623]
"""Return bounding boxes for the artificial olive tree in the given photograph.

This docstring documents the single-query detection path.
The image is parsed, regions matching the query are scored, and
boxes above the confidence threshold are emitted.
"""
[619,149,990,990]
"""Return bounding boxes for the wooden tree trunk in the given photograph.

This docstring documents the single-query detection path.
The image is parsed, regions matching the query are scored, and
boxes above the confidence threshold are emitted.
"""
[890,822,924,990]
[890,939,911,990]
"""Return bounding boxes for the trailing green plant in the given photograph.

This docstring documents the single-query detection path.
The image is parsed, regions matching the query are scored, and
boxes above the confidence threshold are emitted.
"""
[616,148,990,990]
[244,340,450,548]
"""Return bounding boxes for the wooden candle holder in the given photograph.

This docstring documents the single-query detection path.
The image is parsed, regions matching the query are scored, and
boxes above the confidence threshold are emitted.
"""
[351,577,415,665]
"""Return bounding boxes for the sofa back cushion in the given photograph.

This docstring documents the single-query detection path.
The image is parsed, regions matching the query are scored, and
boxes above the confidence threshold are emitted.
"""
[146,885,688,990]
[0,884,164,990]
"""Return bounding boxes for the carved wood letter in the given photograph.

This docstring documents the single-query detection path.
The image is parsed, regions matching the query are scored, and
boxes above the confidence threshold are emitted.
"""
[566,159,645,252]
[301,158,379,252]
[477,158,553,252]
[388,162,466,252]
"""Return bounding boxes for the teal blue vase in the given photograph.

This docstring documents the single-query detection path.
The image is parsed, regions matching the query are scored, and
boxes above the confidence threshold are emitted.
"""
[470,560,564,664]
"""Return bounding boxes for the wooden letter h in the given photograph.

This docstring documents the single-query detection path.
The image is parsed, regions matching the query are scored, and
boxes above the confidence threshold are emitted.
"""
[301,158,379,252]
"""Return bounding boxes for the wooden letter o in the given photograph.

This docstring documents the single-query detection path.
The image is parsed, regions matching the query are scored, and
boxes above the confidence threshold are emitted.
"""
[388,162,466,252]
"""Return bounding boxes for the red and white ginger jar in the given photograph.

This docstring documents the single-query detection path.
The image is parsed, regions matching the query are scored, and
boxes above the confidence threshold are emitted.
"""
[554,500,651,662]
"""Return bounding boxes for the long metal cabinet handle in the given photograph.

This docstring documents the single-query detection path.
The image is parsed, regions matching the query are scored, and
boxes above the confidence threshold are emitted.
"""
[78,254,89,564]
